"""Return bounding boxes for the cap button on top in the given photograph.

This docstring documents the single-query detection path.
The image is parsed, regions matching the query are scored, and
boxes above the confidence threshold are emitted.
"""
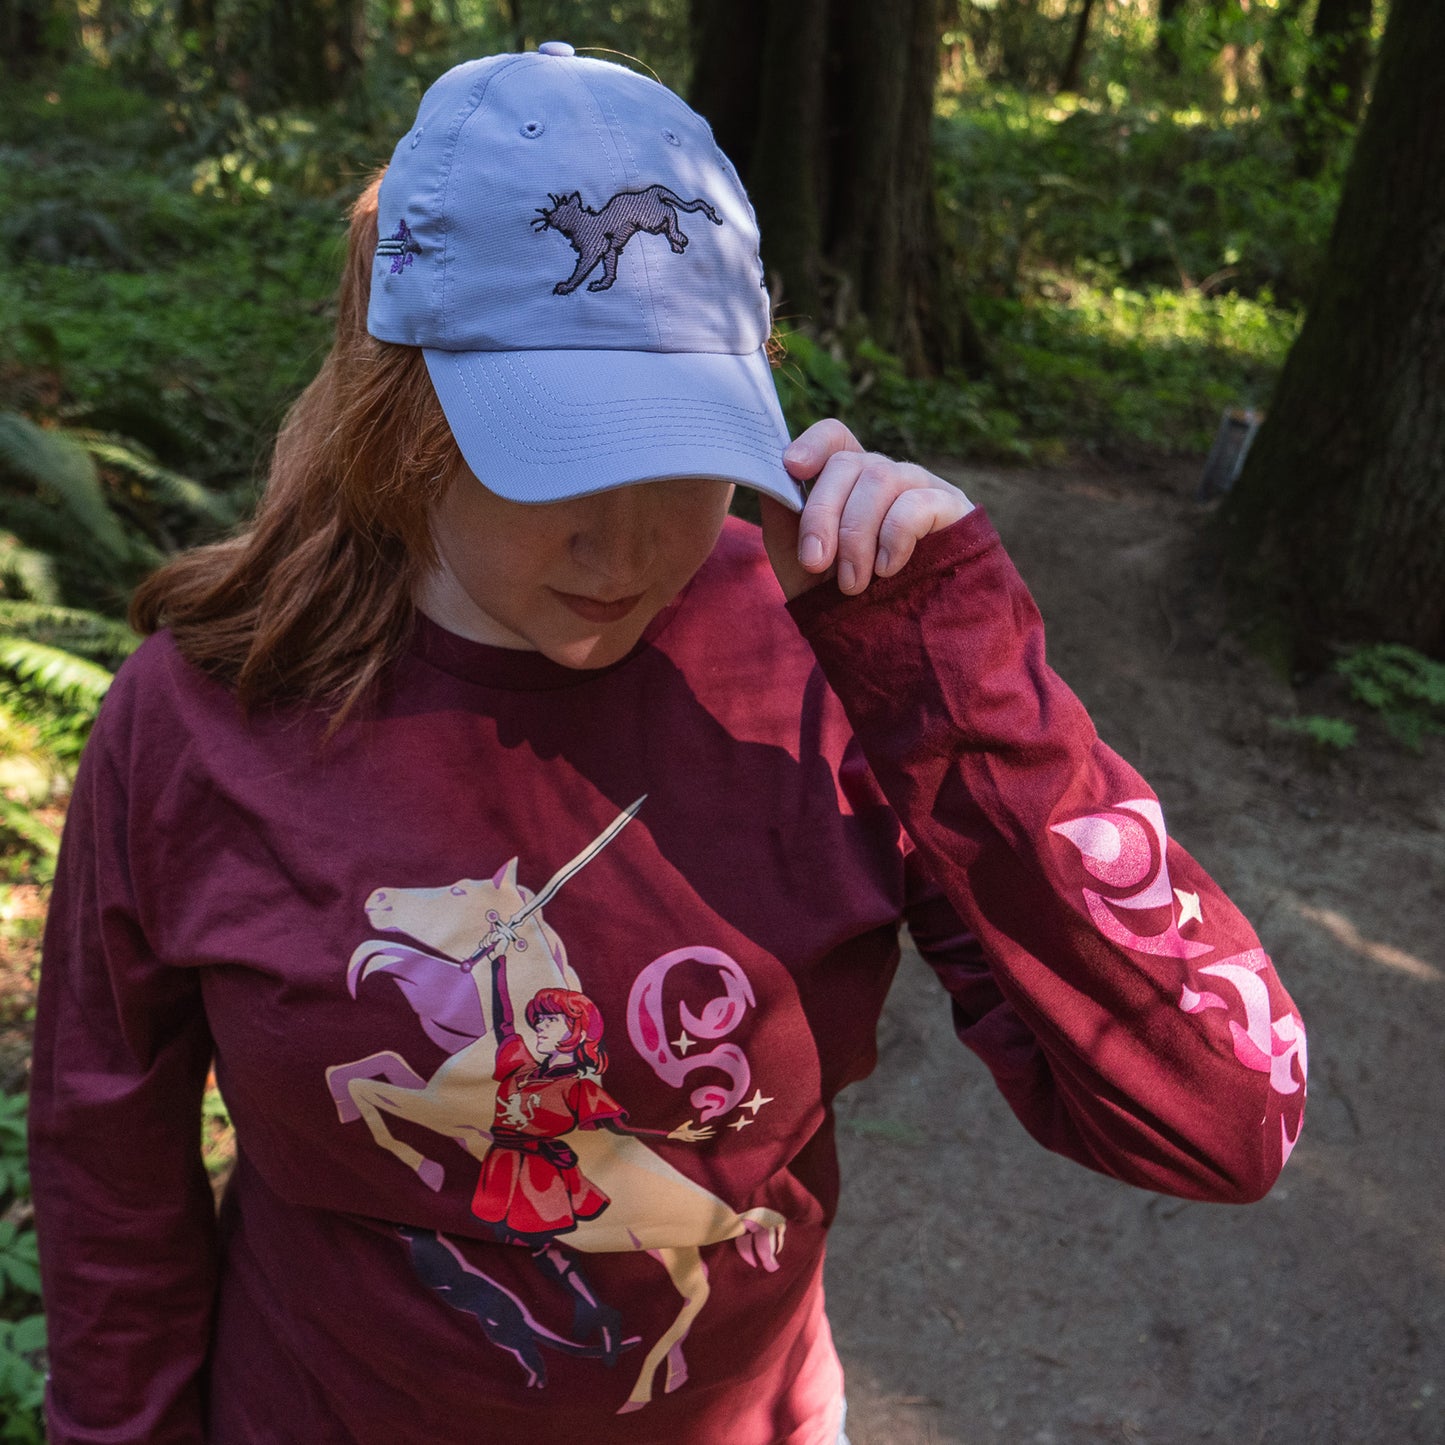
[537,40,575,57]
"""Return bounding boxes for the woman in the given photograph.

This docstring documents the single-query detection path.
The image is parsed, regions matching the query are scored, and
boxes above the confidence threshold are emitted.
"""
[476,980,624,1243]
[29,43,1305,1445]
[472,949,713,1243]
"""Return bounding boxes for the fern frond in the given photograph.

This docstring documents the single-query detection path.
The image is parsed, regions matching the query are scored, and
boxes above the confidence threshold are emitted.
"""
[0,697,42,759]
[0,532,60,605]
[0,601,140,660]
[0,412,130,561]
[0,637,114,708]
[78,433,239,525]
[0,797,60,862]
[1336,643,1445,750]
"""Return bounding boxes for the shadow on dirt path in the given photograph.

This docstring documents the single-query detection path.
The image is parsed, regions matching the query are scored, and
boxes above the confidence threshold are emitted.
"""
[826,459,1444,1445]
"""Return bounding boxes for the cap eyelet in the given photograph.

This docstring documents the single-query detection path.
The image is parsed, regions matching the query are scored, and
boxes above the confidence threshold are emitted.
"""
[410,127,424,149]
[520,119,545,139]
[662,128,681,146]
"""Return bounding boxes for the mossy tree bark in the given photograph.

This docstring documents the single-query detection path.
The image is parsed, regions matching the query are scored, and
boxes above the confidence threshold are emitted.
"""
[176,0,218,68]
[1296,0,1375,176]
[1306,0,1375,124]
[1222,0,1445,666]
[241,0,367,106]
[0,0,70,77]
[1057,0,1097,94]
[689,0,986,377]
[1156,0,1185,75]
[1259,0,1308,108]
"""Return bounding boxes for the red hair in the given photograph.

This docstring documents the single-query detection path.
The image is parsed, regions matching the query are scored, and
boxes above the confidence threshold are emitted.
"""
[526,989,607,1074]
[127,170,461,733]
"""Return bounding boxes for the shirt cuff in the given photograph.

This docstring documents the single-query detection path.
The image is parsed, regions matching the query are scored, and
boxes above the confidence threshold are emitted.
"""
[784,506,1001,640]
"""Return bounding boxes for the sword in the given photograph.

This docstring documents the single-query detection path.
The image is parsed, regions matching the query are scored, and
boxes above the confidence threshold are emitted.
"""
[464,796,646,967]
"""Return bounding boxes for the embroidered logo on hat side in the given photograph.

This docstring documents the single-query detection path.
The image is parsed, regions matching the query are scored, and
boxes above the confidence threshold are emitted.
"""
[531,185,722,295]
[377,218,421,275]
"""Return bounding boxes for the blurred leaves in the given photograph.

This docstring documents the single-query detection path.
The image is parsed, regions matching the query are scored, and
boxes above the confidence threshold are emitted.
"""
[0,414,130,562]
[0,1091,42,1442]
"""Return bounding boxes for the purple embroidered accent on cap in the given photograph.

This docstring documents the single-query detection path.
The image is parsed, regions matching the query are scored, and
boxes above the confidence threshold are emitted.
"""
[531,185,722,295]
[377,218,421,275]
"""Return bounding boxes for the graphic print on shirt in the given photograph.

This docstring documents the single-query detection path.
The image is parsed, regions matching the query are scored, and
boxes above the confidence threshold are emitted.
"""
[1051,798,1307,1162]
[323,801,786,1412]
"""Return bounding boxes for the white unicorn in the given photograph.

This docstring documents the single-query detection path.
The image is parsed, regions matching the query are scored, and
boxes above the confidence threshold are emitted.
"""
[324,841,786,1413]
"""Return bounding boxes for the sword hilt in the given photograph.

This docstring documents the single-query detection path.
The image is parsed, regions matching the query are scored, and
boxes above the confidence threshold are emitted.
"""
[462,909,529,971]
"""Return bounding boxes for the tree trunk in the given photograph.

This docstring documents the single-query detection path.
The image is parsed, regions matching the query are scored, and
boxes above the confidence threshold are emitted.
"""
[689,0,986,377]
[687,0,765,167]
[1296,0,1375,175]
[1307,0,1375,123]
[1057,0,1097,93]
[1222,0,1445,665]
[1259,0,1307,107]
[176,0,218,67]
[0,0,70,77]
[735,0,830,320]
[997,0,1038,85]
[1156,0,1184,75]
[255,0,367,105]
[495,0,527,54]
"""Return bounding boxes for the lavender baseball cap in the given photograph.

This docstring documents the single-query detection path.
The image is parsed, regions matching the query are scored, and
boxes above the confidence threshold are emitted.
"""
[366,42,802,511]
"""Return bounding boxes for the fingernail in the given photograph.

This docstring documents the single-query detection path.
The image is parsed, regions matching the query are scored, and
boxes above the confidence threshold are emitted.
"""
[838,560,856,592]
[784,442,810,466]
[875,547,891,575]
[800,533,825,567]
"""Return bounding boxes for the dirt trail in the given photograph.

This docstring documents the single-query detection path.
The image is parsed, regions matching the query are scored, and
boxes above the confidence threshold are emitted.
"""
[826,459,1444,1445]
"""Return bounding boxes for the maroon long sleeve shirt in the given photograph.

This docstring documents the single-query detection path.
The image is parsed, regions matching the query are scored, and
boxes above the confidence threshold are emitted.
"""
[29,510,1305,1444]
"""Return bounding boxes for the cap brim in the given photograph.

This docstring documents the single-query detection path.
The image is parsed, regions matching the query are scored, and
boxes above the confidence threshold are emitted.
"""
[422,344,803,512]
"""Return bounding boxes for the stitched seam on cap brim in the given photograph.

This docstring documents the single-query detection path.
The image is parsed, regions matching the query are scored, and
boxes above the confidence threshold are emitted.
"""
[507,352,771,423]
[436,56,530,348]
[479,354,780,448]
[453,361,784,466]
[428,351,778,431]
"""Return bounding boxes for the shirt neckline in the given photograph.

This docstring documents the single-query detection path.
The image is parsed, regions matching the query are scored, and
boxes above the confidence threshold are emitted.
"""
[406,578,692,692]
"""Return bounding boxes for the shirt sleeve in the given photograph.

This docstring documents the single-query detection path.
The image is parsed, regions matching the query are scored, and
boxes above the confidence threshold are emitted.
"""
[790,507,1306,1204]
[27,699,218,1444]
[570,1077,629,1131]
[494,1034,533,1081]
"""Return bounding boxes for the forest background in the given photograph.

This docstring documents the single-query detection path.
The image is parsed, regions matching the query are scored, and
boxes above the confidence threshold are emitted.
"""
[1,0,1443,1440]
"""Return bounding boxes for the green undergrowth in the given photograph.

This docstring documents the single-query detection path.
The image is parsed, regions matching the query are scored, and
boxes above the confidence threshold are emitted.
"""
[3,72,1330,475]
[979,275,1298,455]
[780,84,1318,459]
[0,1092,43,1443]
[936,87,1341,307]
[932,85,1324,458]
[774,274,1298,463]
[1,69,364,487]
[1270,645,1445,754]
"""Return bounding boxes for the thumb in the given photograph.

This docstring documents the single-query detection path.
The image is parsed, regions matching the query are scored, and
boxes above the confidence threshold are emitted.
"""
[759,495,822,602]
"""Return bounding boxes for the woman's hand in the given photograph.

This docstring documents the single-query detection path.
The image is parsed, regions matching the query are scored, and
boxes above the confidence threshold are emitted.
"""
[759,418,974,602]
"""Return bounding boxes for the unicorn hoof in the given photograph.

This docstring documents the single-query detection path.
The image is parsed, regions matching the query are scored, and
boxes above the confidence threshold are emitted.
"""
[323,1068,362,1123]
[735,1217,783,1272]
[416,1159,444,1192]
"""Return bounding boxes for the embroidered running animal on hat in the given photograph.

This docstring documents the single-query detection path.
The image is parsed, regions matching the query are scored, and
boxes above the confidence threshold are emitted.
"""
[532,185,723,295]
